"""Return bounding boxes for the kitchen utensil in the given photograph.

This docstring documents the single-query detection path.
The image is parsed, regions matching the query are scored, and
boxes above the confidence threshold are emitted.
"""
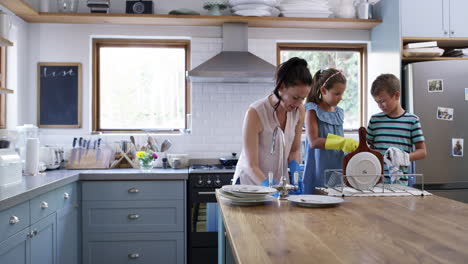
[85,139,91,155]
[287,195,344,208]
[70,137,77,164]
[96,138,102,161]
[166,154,189,168]
[343,127,383,188]
[130,136,137,150]
[160,139,172,152]
[147,137,157,152]
[219,153,238,166]
[77,137,83,163]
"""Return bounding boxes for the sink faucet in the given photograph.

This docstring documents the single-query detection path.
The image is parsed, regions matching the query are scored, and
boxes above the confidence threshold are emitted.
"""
[270,126,298,199]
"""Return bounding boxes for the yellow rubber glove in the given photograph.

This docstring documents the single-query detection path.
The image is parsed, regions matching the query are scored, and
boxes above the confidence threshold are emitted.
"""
[324,133,359,153]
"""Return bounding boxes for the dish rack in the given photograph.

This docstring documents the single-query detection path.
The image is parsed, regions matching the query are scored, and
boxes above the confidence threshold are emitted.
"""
[320,169,429,197]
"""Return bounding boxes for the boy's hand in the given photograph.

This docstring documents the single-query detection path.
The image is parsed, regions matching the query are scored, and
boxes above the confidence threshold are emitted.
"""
[325,133,359,153]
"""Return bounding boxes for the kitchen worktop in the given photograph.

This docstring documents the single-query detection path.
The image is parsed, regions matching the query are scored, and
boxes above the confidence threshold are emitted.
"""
[216,191,468,264]
[0,168,188,211]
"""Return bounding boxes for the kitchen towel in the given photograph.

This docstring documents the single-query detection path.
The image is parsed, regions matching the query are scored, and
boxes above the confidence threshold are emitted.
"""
[24,138,40,176]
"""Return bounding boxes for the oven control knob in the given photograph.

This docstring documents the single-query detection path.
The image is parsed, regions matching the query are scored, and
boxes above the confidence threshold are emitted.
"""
[206,178,212,185]
[196,176,204,187]
[215,178,222,186]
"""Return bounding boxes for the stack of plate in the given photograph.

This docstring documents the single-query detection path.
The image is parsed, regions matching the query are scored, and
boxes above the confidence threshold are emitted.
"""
[287,195,344,207]
[219,185,278,205]
[278,0,332,18]
[229,0,280,17]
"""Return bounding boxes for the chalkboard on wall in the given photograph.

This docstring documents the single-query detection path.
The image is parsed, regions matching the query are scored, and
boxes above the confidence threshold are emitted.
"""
[37,63,82,128]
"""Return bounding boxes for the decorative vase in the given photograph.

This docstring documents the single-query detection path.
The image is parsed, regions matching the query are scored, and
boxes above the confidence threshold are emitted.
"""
[203,2,227,16]
[139,160,153,172]
[335,0,356,19]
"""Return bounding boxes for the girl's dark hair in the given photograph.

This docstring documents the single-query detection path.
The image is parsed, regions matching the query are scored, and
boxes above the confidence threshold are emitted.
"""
[273,57,313,110]
[307,68,346,104]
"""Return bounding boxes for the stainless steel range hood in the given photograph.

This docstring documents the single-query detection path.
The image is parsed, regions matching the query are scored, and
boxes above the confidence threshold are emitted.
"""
[188,23,276,83]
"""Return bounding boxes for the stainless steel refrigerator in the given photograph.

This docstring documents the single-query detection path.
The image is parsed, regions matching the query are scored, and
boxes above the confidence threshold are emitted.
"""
[404,60,468,203]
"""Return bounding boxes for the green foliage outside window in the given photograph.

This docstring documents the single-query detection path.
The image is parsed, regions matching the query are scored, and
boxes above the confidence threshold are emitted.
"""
[280,50,361,130]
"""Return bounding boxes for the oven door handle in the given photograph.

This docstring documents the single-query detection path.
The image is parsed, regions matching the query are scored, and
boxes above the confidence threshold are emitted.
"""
[198,191,216,195]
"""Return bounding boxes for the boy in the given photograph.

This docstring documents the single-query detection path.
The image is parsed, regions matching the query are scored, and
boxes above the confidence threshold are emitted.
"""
[367,74,427,185]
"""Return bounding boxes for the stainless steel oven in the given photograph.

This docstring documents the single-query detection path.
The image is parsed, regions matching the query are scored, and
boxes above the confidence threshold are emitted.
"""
[187,165,234,264]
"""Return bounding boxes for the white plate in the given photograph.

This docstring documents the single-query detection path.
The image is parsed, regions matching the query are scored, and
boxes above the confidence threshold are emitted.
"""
[219,195,276,206]
[222,185,277,195]
[287,195,343,207]
[281,12,331,18]
[345,152,381,190]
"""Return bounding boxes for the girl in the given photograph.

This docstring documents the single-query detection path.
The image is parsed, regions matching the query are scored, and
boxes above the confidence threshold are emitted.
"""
[303,68,358,194]
[233,57,312,186]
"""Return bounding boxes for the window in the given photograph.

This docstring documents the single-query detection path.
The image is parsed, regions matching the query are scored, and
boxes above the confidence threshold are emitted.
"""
[0,47,6,129]
[93,39,190,132]
[278,43,367,131]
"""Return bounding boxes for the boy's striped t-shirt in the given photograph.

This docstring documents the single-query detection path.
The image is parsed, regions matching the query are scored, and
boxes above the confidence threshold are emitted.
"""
[367,112,424,184]
[367,112,425,156]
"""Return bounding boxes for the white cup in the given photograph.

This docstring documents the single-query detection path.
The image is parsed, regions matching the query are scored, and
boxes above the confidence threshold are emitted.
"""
[0,11,12,39]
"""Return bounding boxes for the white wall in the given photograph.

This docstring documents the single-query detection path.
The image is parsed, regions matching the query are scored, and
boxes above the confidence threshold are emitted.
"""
[2,2,400,158]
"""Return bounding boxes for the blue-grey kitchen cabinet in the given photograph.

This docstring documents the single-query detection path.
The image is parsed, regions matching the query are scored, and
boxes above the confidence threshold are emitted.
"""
[82,180,185,264]
[401,0,468,38]
[57,183,81,264]
[0,182,80,264]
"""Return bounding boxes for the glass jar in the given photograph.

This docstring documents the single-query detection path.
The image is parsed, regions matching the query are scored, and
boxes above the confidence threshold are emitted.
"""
[57,0,78,13]
[139,160,153,172]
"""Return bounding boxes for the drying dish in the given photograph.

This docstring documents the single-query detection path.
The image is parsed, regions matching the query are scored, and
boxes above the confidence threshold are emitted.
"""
[342,127,384,190]
[287,195,344,207]
[345,152,381,190]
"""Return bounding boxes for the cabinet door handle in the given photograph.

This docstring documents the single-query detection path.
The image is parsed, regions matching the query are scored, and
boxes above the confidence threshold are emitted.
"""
[444,31,448,35]
[128,253,140,259]
[128,214,140,220]
[451,30,455,35]
[41,201,49,209]
[32,229,38,236]
[9,215,20,224]
[128,188,140,193]
[64,192,70,199]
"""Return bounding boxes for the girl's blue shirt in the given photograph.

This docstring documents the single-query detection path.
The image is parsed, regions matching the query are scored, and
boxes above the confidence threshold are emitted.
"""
[303,102,344,194]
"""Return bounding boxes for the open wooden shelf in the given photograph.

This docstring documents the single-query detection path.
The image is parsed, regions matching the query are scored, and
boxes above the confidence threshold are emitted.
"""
[0,37,13,46]
[0,0,381,30]
[401,37,468,62]
[0,88,13,94]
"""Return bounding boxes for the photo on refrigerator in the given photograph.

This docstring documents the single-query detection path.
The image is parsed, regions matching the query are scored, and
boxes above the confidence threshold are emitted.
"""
[436,106,454,121]
[452,138,463,157]
[428,79,443,92]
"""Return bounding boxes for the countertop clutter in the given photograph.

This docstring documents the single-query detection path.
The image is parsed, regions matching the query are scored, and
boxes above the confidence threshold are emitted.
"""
[216,191,468,264]
[0,168,188,211]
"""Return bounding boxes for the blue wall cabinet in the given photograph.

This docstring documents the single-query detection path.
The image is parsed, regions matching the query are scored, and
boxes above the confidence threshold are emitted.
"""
[401,0,468,38]
[30,213,57,264]
[0,228,30,264]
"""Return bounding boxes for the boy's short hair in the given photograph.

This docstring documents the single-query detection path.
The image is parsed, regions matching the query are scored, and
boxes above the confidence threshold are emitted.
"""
[371,74,401,97]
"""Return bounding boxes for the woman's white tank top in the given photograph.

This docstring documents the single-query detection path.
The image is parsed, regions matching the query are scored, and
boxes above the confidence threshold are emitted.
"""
[233,95,300,185]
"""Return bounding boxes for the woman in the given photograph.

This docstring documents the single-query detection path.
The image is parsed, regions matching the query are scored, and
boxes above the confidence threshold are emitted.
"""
[232,57,312,185]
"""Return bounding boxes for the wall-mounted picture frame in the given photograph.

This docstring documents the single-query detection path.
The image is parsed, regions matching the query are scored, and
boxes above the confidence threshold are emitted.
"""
[452,138,463,157]
[37,62,82,128]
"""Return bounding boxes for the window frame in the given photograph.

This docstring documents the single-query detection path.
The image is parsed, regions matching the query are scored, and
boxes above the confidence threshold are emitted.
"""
[0,47,6,129]
[277,43,368,131]
[92,39,191,133]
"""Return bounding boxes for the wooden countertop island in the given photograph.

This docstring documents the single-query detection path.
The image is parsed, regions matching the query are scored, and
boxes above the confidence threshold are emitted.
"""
[216,191,468,264]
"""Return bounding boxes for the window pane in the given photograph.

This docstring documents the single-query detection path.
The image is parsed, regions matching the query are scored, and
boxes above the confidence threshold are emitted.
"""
[280,50,361,130]
[99,46,186,130]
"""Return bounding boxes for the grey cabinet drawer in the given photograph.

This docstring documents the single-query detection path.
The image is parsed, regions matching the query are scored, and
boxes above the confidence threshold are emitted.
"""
[57,183,79,210]
[0,201,30,243]
[30,189,59,224]
[82,181,184,201]
[83,232,184,264]
[82,200,184,233]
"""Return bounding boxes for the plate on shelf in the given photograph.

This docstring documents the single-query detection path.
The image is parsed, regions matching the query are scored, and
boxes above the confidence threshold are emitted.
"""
[345,152,381,190]
[287,195,344,207]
